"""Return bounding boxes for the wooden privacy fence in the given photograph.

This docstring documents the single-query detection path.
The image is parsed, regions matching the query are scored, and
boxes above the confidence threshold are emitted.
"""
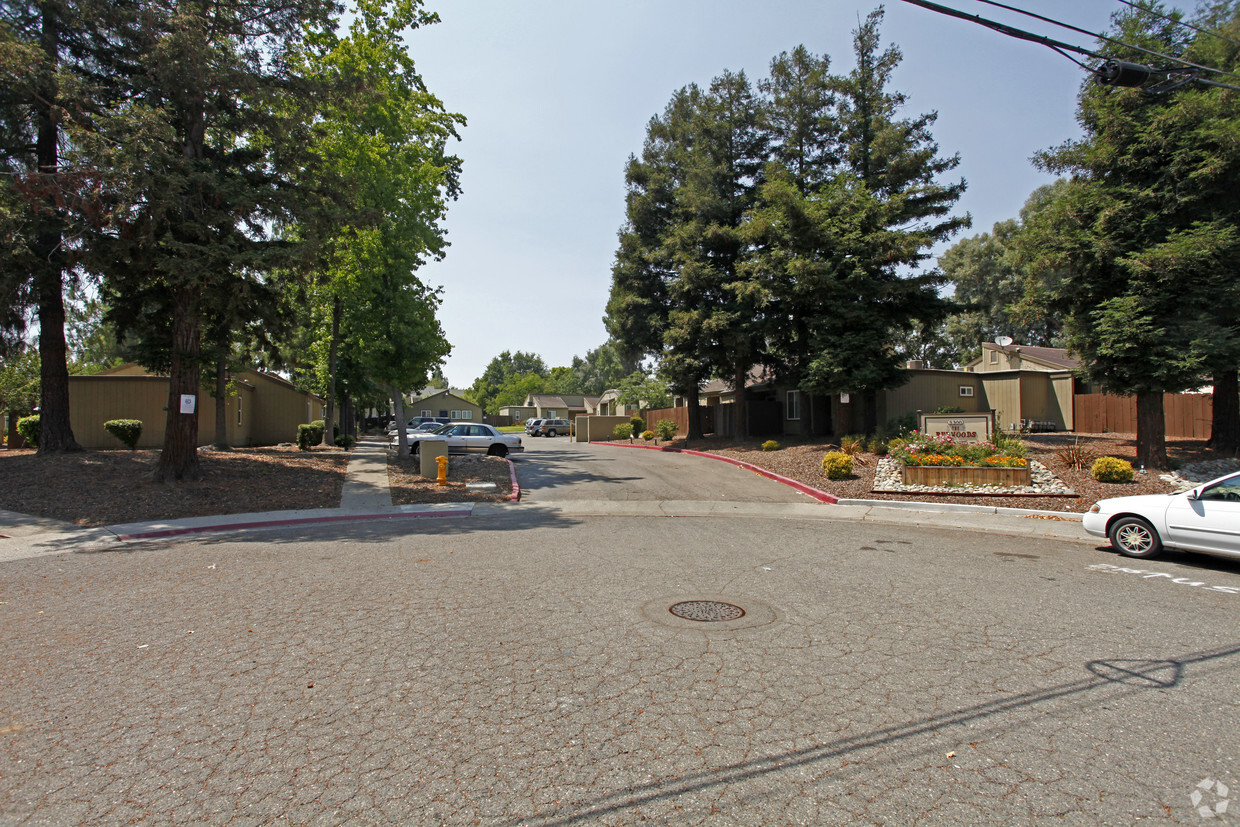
[1073,393,1212,438]
[643,406,716,436]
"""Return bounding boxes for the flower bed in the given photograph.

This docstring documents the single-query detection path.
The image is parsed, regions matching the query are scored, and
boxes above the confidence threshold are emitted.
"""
[890,431,1030,487]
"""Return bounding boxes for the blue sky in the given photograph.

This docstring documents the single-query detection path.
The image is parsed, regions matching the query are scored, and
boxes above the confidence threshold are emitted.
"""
[407,1,1121,387]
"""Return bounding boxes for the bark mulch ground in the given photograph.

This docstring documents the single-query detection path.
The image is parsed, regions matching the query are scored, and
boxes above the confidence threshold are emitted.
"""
[387,454,515,505]
[0,445,349,527]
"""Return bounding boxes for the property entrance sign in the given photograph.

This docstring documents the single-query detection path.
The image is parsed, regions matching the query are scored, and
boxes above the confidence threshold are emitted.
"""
[919,412,993,444]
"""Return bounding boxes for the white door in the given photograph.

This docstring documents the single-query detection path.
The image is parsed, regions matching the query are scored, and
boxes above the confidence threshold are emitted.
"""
[1165,474,1240,555]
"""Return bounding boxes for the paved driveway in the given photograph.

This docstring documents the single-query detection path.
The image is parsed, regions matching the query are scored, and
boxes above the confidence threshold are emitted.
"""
[513,437,812,503]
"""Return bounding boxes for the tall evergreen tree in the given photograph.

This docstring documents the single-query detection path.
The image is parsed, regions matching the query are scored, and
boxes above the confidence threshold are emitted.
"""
[0,0,134,452]
[1025,1,1240,466]
[92,0,340,480]
[825,7,967,431]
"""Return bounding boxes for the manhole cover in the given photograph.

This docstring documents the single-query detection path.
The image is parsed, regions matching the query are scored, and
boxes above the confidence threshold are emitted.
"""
[669,600,745,622]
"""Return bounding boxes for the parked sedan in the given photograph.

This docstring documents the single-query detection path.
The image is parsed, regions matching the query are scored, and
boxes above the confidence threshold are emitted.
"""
[390,422,524,458]
[1083,470,1240,559]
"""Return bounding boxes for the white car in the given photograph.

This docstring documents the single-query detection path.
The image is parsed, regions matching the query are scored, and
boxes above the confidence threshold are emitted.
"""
[1082,470,1240,559]
[390,422,523,458]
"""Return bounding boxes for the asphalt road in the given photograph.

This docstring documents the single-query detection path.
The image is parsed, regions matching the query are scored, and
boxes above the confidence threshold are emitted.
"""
[2,443,1239,825]
[512,435,812,504]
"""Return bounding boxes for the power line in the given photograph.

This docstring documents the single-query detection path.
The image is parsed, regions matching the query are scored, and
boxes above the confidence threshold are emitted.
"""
[1117,0,1240,51]
[973,0,1240,83]
[897,0,1240,92]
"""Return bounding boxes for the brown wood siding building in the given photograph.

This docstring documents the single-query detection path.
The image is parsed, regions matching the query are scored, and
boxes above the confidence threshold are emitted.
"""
[66,366,322,449]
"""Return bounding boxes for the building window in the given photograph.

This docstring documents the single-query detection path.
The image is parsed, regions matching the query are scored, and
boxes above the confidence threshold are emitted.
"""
[236,395,242,426]
[959,385,975,397]
[421,409,432,417]
[450,410,473,420]
[989,350,998,364]
[786,390,801,421]
[548,410,558,418]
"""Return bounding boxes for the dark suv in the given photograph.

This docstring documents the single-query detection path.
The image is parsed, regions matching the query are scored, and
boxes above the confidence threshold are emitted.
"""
[534,418,572,437]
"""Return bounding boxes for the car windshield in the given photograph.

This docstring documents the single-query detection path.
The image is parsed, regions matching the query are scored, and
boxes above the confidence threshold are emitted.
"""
[429,423,455,434]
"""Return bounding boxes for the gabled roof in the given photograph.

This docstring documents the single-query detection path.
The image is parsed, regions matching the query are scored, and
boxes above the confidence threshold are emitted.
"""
[412,388,475,405]
[526,394,600,410]
[700,365,776,395]
[965,343,1080,372]
[1011,345,1080,370]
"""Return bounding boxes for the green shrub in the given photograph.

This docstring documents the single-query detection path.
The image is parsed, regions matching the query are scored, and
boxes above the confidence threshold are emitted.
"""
[1092,456,1135,483]
[334,433,356,449]
[612,423,633,440]
[761,439,780,452]
[642,429,655,441]
[15,415,39,448]
[629,415,646,434]
[934,405,966,414]
[992,430,1027,456]
[865,432,888,455]
[887,412,918,436]
[297,421,324,450]
[103,419,142,450]
[822,451,854,479]
[655,418,678,441]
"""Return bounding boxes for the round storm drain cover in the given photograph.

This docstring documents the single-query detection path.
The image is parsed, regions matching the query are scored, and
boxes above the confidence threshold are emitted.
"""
[669,600,745,622]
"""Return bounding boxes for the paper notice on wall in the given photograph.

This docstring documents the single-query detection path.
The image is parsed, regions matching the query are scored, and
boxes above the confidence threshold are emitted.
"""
[180,394,197,414]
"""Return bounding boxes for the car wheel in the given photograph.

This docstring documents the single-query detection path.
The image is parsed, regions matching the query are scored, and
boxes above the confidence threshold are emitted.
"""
[411,443,420,457]
[547,430,557,437]
[487,444,508,458]
[1108,516,1163,558]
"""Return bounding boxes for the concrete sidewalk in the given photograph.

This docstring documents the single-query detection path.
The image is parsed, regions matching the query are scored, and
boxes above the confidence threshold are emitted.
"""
[338,438,393,509]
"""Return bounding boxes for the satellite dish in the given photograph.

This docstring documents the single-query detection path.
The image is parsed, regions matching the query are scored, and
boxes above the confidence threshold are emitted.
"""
[995,335,1014,347]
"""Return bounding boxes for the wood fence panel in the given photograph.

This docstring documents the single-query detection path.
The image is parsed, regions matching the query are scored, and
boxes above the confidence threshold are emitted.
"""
[645,406,716,436]
[1073,393,1211,437]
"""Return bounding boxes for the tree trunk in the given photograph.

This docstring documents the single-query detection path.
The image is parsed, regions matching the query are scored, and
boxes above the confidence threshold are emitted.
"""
[33,2,79,455]
[1208,370,1239,453]
[861,391,879,436]
[213,353,229,449]
[686,385,703,441]
[1134,391,1169,470]
[155,288,203,482]
[391,388,409,456]
[321,296,340,446]
[341,394,354,438]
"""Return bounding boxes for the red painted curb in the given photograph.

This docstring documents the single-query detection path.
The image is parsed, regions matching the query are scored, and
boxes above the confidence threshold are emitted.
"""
[591,441,838,504]
[115,509,471,541]
[506,458,521,501]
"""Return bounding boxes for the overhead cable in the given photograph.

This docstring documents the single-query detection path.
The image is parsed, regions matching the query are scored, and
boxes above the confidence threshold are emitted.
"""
[897,0,1240,92]
[973,0,1240,82]
[1117,0,1240,51]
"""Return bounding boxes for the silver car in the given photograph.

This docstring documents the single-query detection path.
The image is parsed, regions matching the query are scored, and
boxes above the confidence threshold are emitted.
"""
[391,422,524,458]
[1082,470,1240,559]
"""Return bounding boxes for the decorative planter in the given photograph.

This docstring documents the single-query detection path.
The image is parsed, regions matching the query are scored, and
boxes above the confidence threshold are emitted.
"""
[901,465,1031,487]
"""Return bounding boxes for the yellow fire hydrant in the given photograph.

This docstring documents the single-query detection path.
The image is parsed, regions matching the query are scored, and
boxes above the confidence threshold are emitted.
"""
[435,455,449,485]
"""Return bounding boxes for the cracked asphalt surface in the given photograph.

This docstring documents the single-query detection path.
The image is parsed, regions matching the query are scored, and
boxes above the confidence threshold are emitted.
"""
[2,505,1238,825]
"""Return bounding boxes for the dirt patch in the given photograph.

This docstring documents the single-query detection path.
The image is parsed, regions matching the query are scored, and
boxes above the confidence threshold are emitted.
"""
[0,446,348,527]
[388,453,515,504]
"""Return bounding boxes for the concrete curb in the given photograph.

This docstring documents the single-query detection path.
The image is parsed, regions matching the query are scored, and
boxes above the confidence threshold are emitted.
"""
[506,458,521,502]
